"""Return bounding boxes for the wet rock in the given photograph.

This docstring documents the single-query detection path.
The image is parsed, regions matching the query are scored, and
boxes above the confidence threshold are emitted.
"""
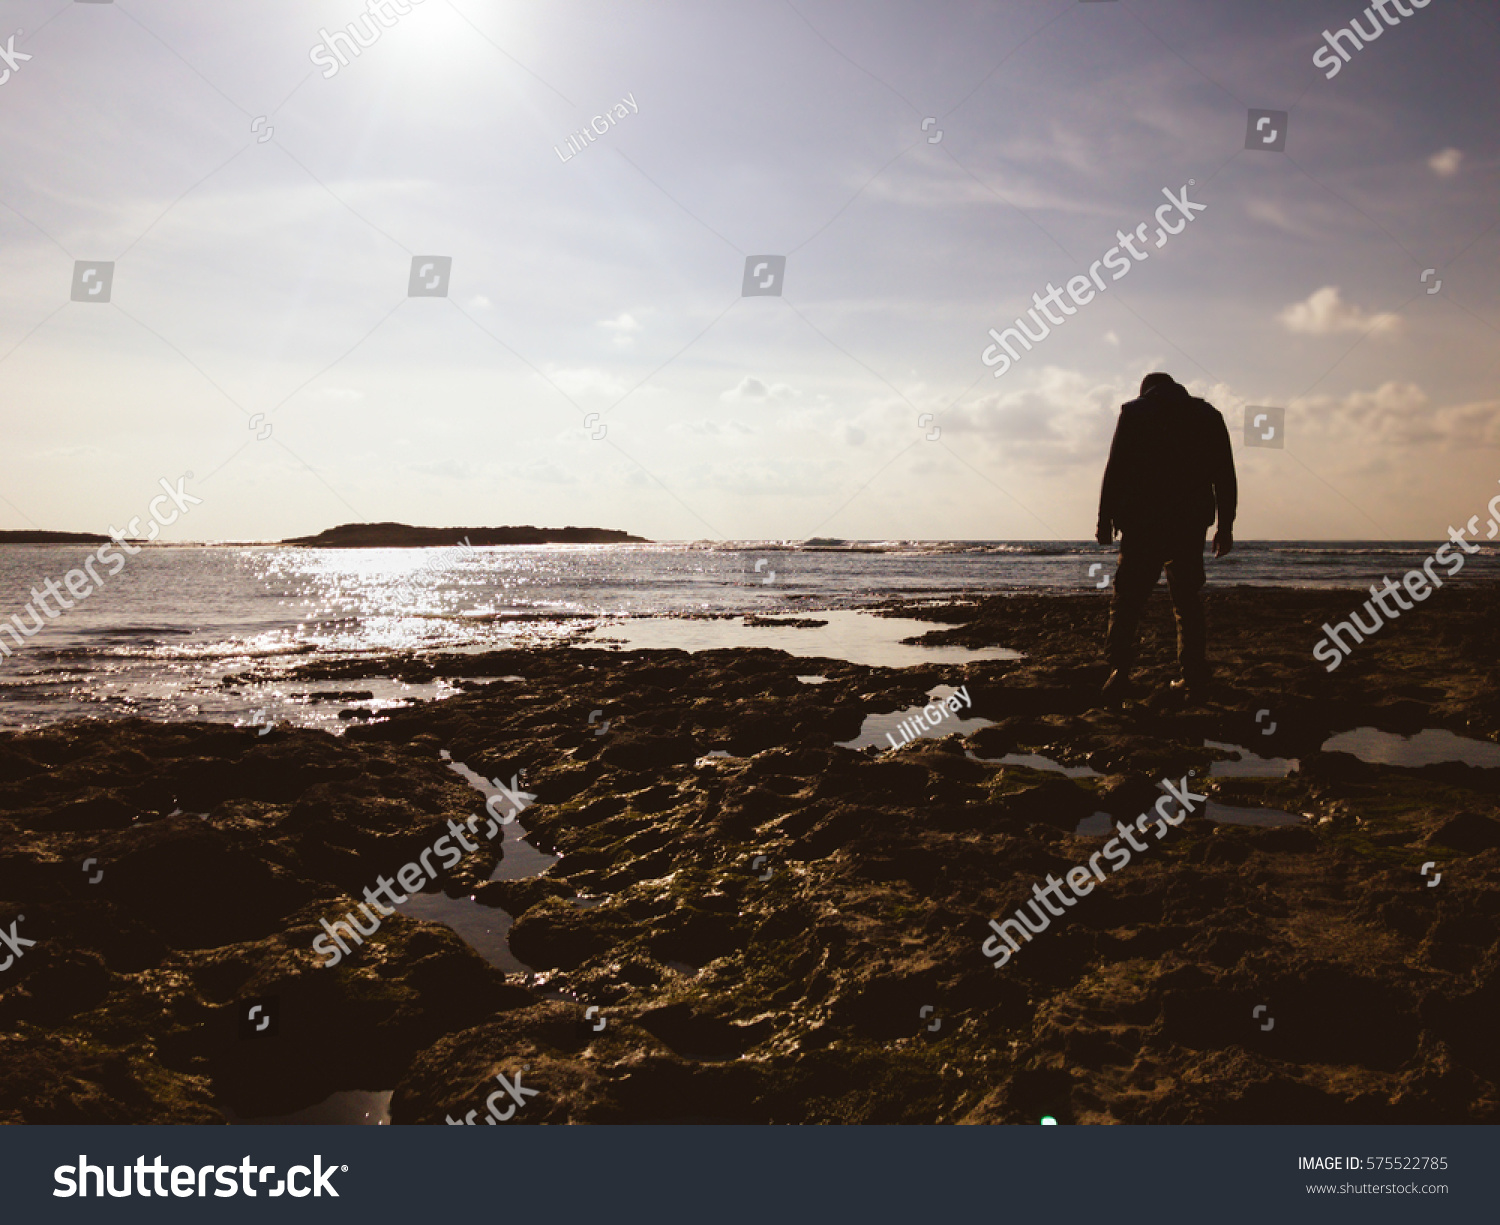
[1300,751,1376,785]
[635,1002,771,1057]
[1247,824,1319,853]
[471,875,574,916]
[1428,811,1500,852]
[993,776,1097,831]
[0,1031,222,1125]
[509,901,636,971]
[91,817,315,949]
[0,743,44,784]
[29,792,137,833]
[599,732,700,772]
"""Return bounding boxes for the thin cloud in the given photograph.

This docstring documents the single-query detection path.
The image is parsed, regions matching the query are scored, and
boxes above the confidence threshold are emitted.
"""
[1429,147,1463,177]
[598,312,642,349]
[721,376,798,403]
[939,367,1125,472]
[1277,287,1402,338]
[1296,381,1500,449]
[1245,196,1317,238]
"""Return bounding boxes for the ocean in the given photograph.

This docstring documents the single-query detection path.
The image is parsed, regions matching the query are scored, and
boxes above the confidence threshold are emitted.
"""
[1,539,1495,732]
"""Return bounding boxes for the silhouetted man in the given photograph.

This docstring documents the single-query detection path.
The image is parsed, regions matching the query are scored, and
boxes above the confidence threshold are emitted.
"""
[1096,372,1237,700]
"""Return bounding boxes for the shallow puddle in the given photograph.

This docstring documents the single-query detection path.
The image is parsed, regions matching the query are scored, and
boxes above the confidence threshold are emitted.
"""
[1201,800,1304,827]
[394,892,530,975]
[1322,727,1500,770]
[983,751,1101,778]
[1204,739,1299,779]
[1074,800,1303,835]
[1073,812,1118,837]
[582,609,1020,669]
[443,756,555,882]
[839,684,992,750]
[391,751,557,975]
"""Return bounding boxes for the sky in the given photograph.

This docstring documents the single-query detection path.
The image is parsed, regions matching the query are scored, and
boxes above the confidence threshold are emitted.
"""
[1,0,1497,543]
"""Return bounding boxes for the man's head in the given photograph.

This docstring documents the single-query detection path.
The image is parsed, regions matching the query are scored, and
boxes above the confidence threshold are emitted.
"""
[1140,372,1177,396]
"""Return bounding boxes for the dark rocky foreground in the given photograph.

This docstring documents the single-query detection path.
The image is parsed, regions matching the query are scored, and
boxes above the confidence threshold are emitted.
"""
[1,586,1498,1124]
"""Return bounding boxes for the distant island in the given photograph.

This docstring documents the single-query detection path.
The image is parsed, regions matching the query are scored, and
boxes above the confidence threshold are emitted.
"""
[0,530,113,545]
[280,522,650,548]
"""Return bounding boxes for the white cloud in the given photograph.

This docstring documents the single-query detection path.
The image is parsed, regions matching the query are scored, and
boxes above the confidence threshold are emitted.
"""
[864,158,1113,217]
[668,418,755,437]
[598,312,642,349]
[1103,330,1120,347]
[1277,286,1402,338]
[938,367,1126,472]
[518,460,581,485]
[546,366,630,397]
[1245,196,1315,238]
[692,457,835,496]
[1429,147,1463,177]
[1296,381,1500,449]
[408,457,483,479]
[720,376,798,403]
[44,444,112,460]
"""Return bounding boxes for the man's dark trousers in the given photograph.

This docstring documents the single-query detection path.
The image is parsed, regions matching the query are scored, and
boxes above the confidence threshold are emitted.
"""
[1106,526,1208,682]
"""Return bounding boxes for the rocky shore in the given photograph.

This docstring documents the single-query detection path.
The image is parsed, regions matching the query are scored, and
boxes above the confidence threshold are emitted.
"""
[2,586,1497,1124]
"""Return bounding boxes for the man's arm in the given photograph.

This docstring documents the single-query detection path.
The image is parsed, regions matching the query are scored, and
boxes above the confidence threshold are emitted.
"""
[1097,410,1130,544]
[1209,409,1237,557]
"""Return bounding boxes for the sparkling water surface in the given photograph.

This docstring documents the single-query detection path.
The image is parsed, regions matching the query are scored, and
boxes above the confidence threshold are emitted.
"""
[1,540,1494,731]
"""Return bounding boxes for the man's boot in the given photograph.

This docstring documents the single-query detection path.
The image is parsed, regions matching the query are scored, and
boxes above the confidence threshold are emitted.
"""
[1169,673,1210,703]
